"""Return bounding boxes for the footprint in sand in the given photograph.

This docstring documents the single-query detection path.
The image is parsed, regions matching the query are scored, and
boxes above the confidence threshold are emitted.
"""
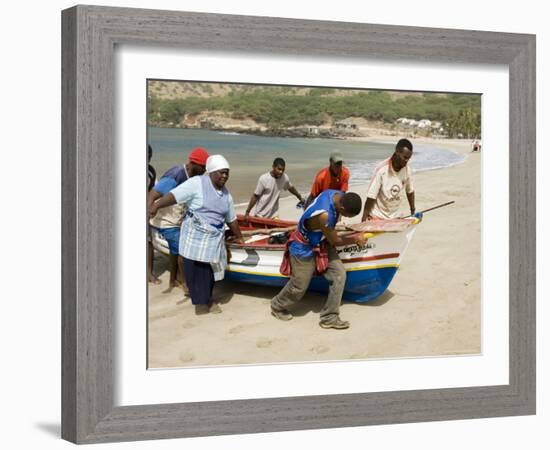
[182,321,195,329]
[229,324,254,335]
[178,352,195,363]
[256,337,272,349]
[310,345,329,354]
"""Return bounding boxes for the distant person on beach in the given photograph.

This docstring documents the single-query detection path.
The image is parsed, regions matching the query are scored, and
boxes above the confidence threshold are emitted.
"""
[271,190,365,330]
[361,138,417,221]
[471,139,482,152]
[305,151,350,208]
[147,145,160,285]
[150,155,245,314]
[148,147,209,294]
[244,157,305,220]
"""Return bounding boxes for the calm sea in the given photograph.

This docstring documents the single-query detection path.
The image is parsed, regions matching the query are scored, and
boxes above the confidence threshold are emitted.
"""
[148,128,465,204]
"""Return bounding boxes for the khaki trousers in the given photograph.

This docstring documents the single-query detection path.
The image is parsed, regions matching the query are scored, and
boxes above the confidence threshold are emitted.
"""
[271,246,346,323]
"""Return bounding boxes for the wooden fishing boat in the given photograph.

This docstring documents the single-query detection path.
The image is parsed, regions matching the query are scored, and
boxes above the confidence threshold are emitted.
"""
[225,214,420,302]
[151,214,420,302]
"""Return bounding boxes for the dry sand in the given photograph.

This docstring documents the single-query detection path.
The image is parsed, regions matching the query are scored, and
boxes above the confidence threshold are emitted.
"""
[148,138,481,368]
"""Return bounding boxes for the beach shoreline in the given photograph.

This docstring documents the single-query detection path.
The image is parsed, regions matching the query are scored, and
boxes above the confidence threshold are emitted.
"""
[148,137,481,368]
[239,136,472,212]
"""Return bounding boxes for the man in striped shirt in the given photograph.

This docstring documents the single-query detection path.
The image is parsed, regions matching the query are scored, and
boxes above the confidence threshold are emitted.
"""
[361,139,416,221]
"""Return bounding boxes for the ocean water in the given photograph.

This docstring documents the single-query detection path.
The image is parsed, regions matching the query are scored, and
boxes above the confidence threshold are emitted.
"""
[148,128,465,204]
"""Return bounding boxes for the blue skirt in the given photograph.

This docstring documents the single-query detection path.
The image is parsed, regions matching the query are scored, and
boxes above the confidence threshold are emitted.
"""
[182,257,214,305]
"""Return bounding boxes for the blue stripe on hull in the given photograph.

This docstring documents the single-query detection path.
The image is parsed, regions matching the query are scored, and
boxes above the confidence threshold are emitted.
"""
[226,271,287,288]
[225,267,398,303]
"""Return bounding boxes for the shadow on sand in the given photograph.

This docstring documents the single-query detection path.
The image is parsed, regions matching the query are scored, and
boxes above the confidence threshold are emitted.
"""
[214,279,396,316]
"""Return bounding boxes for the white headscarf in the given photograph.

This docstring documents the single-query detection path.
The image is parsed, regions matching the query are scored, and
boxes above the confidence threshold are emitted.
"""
[206,155,230,173]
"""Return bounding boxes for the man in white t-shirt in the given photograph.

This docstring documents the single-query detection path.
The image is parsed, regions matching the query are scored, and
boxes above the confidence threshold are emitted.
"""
[245,158,304,220]
[361,138,416,221]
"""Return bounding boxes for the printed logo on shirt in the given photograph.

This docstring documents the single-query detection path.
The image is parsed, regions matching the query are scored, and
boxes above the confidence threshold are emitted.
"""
[390,184,401,199]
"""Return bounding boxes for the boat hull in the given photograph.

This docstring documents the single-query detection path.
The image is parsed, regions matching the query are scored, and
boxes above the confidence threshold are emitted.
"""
[151,214,418,303]
[225,265,398,302]
[227,221,417,302]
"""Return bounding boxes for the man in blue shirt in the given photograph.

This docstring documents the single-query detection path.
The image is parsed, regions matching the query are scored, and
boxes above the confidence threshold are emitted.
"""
[271,190,366,329]
[147,147,209,294]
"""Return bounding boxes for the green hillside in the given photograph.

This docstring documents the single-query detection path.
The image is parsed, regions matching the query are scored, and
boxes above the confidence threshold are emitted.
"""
[147,82,481,138]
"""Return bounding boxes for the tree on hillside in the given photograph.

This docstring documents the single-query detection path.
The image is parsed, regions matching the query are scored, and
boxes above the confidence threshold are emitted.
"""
[445,109,481,138]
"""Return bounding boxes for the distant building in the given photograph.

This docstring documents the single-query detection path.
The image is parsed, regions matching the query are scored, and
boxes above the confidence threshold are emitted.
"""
[335,118,358,129]
[396,117,440,130]
[417,119,432,128]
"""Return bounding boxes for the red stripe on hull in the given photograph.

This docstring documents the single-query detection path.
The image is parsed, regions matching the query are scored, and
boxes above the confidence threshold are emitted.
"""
[341,253,400,264]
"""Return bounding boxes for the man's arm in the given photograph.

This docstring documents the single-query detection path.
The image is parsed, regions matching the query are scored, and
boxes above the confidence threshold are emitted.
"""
[147,189,162,211]
[310,171,323,200]
[406,191,416,216]
[340,168,350,192]
[148,175,179,212]
[244,194,260,220]
[288,185,304,203]
[362,169,382,222]
[361,197,377,222]
[404,170,415,215]
[303,194,314,209]
[149,193,177,218]
[307,213,366,248]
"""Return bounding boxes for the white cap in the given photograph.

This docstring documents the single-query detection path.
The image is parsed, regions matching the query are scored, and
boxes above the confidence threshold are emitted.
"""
[206,155,230,173]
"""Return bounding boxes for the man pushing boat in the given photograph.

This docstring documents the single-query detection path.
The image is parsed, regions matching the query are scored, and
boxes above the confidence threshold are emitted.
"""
[361,138,418,221]
[271,189,366,329]
[244,157,305,220]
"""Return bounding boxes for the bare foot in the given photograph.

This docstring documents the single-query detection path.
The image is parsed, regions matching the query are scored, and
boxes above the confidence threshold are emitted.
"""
[162,286,174,294]
[171,280,190,296]
[208,302,222,314]
[148,275,161,285]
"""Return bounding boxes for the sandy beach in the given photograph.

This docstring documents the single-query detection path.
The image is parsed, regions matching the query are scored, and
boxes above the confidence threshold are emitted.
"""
[147,137,481,368]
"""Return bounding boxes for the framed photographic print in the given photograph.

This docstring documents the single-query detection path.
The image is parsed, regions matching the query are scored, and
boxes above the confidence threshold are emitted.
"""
[145,79,482,370]
[62,5,535,444]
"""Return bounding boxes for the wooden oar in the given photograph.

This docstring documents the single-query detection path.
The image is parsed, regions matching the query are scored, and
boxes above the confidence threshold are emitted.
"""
[402,201,455,218]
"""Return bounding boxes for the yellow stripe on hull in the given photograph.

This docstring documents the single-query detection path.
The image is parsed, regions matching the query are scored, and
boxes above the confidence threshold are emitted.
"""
[227,263,400,278]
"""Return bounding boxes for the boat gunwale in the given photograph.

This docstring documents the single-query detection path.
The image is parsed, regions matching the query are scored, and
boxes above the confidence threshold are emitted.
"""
[226,214,419,250]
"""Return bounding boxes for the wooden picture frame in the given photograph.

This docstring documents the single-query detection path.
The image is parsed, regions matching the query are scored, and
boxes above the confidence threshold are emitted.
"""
[61,5,535,444]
